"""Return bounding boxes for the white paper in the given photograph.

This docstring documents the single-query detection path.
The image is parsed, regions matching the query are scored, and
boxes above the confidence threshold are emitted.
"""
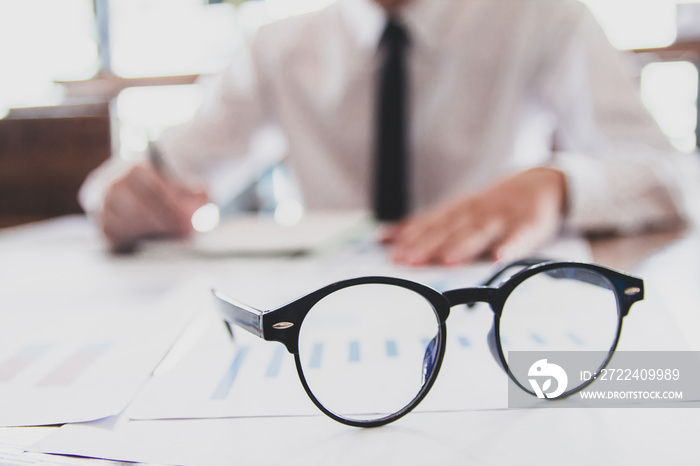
[0,426,126,465]
[0,278,203,427]
[26,233,700,465]
[30,404,700,466]
[127,302,507,420]
[126,235,594,421]
[141,210,371,257]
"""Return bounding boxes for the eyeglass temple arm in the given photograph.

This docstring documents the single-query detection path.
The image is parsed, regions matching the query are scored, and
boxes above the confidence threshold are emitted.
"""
[480,258,617,289]
[458,258,550,309]
[478,257,552,287]
[212,289,265,339]
[464,258,618,309]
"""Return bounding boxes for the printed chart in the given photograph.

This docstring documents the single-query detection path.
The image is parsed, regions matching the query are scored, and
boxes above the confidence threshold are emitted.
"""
[0,279,202,427]
[129,303,509,420]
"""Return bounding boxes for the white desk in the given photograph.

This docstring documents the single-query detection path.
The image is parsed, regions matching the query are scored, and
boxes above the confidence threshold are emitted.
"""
[1,216,699,465]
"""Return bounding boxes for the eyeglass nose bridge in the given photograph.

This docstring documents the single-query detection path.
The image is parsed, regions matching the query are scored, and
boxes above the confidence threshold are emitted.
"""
[443,287,506,372]
[442,287,497,308]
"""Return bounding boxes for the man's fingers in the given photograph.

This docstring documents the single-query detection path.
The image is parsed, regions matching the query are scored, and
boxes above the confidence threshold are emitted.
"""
[489,218,555,263]
[388,205,446,264]
[391,225,452,265]
[378,222,405,244]
[390,208,470,265]
[99,163,209,250]
[435,220,504,265]
[385,168,566,266]
[101,185,172,247]
[103,177,175,240]
[126,165,193,235]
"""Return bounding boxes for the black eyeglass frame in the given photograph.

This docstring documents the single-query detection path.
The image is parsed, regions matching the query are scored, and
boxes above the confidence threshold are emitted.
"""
[213,260,644,427]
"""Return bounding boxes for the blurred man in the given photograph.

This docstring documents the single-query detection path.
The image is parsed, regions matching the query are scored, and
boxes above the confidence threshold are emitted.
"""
[81,0,696,264]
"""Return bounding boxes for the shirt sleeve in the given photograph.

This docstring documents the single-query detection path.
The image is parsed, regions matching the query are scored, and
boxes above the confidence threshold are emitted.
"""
[78,32,275,215]
[536,3,700,234]
[154,33,276,194]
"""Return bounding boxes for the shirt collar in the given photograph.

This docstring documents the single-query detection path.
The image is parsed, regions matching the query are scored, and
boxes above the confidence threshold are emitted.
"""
[339,0,449,51]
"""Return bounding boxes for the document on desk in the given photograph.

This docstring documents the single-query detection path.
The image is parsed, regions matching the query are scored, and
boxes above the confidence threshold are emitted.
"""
[26,233,700,466]
[141,210,371,257]
[126,234,594,421]
[128,299,507,420]
[0,278,204,427]
[30,399,700,466]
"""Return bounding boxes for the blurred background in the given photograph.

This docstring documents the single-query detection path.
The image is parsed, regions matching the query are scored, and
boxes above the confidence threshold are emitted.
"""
[0,0,699,228]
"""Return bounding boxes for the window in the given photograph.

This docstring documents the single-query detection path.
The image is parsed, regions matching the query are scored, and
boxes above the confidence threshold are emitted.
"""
[0,0,98,116]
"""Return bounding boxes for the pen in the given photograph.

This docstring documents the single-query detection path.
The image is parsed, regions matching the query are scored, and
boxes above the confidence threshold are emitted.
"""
[147,142,221,232]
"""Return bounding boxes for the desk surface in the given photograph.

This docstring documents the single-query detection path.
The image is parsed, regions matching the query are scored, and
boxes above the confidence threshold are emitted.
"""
[1,216,699,466]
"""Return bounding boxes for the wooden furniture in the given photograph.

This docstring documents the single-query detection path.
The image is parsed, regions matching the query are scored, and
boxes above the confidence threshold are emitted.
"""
[0,73,199,229]
[0,102,111,228]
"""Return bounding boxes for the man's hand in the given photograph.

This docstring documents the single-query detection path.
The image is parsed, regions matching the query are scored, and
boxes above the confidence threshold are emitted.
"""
[99,163,209,252]
[381,167,567,265]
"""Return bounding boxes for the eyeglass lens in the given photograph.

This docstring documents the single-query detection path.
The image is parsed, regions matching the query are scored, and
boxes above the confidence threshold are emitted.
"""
[500,266,620,394]
[296,283,440,423]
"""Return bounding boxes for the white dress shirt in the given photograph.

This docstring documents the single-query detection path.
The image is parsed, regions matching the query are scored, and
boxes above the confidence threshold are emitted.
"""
[84,0,699,233]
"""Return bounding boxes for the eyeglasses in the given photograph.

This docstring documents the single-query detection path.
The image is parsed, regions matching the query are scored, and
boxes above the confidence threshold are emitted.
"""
[213,259,644,427]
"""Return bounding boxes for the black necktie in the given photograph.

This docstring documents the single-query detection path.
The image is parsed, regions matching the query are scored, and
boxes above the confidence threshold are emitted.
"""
[374,18,409,222]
